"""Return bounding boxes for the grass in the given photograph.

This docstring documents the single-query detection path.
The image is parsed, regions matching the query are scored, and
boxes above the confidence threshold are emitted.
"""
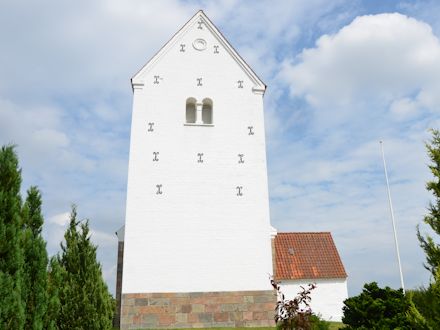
[114,328,274,330]
[124,328,274,330]
[122,323,345,330]
[152,328,275,330]
[329,322,344,329]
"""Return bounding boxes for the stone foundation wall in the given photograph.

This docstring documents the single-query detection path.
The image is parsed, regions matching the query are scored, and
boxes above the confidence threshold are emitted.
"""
[121,290,276,329]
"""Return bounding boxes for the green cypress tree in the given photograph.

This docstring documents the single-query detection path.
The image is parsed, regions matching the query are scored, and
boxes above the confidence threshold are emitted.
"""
[22,186,48,330]
[57,206,114,330]
[0,145,25,329]
[409,272,440,329]
[44,256,63,330]
[417,129,440,276]
[413,129,440,327]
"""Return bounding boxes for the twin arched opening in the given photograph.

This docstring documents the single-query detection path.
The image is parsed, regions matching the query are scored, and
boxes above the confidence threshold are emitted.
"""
[186,97,213,125]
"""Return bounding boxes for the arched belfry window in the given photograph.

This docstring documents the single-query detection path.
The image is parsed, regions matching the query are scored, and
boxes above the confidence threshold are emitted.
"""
[202,98,213,124]
[186,97,196,124]
[185,97,213,125]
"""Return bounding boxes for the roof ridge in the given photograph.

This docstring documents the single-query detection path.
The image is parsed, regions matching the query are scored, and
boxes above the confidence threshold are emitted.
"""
[277,231,331,234]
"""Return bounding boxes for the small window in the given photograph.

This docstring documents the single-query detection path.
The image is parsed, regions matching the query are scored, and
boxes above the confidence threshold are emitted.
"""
[186,97,196,123]
[202,98,213,124]
[185,97,213,125]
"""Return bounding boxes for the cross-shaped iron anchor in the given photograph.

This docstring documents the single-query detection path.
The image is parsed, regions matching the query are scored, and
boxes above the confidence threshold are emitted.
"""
[156,184,162,195]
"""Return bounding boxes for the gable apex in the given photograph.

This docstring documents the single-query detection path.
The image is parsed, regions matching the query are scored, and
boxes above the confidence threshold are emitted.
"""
[131,10,266,94]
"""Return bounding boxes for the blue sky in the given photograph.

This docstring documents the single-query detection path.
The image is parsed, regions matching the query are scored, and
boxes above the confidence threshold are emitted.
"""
[1,0,440,296]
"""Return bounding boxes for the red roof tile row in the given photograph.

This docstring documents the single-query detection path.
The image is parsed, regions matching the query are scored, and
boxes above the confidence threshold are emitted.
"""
[274,232,347,280]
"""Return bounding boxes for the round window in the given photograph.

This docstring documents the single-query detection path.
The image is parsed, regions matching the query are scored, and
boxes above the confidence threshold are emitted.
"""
[193,39,207,51]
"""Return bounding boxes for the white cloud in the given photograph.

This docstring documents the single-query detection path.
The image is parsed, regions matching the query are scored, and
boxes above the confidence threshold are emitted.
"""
[90,229,117,248]
[389,97,420,120]
[280,13,440,114]
[0,0,195,99]
[399,0,440,37]
[49,212,71,227]
[45,212,71,254]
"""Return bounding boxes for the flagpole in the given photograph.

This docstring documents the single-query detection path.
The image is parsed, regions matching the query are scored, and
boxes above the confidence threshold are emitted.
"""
[380,140,405,293]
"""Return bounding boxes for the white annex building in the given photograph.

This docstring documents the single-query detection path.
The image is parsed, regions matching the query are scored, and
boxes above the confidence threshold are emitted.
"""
[115,11,348,329]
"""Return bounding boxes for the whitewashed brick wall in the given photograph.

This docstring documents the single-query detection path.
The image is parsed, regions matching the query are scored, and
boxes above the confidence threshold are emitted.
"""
[122,12,273,294]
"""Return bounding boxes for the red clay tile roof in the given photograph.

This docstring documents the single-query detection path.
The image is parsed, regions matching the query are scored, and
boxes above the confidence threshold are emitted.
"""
[274,232,347,280]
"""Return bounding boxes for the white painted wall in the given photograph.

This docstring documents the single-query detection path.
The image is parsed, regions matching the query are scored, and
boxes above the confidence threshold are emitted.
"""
[278,278,348,322]
[122,12,273,294]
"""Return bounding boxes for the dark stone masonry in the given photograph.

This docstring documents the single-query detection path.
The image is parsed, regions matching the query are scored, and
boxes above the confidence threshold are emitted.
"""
[120,290,276,329]
[114,241,124,328]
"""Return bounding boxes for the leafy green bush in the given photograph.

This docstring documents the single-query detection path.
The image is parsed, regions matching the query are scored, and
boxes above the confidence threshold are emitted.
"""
[309,314,331,330]
[275,314,330,330]
[342,282,412,329]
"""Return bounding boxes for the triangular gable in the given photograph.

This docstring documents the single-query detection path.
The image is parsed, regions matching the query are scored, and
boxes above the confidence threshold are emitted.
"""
[131,10,266,93]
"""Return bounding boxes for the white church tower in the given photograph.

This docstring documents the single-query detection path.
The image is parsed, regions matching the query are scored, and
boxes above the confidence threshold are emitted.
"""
[120,11,276,329]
